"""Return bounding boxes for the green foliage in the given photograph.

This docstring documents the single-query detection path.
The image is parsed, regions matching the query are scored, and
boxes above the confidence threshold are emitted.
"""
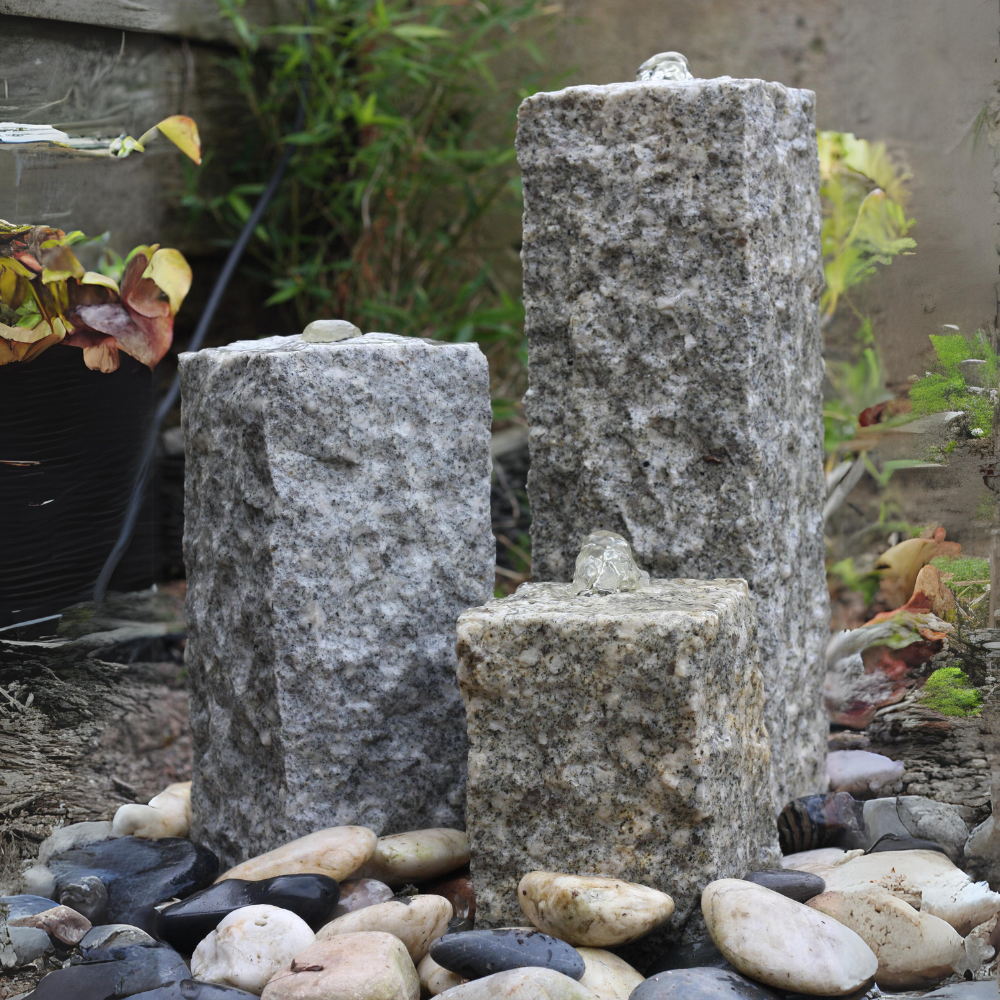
[200,0,555,410]
[818,131,915,321]
[919,666,982,716]
[828,556,881,604]
[823,321,893,452]
[929,555,990,581]
[909,330,995,437]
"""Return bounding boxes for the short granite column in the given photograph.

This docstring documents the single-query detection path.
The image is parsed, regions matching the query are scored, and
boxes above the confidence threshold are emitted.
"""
[456,578,780,939]
[181,332,494,867]
[517,76,828,807]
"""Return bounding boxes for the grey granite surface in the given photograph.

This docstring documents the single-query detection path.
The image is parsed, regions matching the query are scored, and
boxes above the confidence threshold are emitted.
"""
[181,333,494,866]
[517,77,829,809]
[457,579,780,945]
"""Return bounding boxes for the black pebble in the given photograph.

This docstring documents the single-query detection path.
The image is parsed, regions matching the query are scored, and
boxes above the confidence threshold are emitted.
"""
[131,982,260,999]
[430,927,585,981]
[741,869,825,903]
[157,874,340,953]
[47,836,219,932]
[59,875,109,923]
[644,940,732,975]
[630,967,783,1000]
[26,943,189,999]
[866,833,947,855]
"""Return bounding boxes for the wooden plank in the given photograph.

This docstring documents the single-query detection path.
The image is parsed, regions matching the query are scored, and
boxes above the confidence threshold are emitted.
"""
[0,0,298,45]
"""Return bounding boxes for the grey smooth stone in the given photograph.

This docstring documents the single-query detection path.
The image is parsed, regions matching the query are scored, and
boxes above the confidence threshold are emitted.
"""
[131,982,259,999]
[741,869,825,903]
[59,875,110,923]
[22,866,57,899]
[923,984,1000,1000]
[630,967,783,1000]
[81,924,157,952]
[37,822,115,865]
[430,928,585,980]
[644,941,731,975]
[26,944,189,998]
[1,896,58,969]
[862,798,909,848]
[866,833,946,854]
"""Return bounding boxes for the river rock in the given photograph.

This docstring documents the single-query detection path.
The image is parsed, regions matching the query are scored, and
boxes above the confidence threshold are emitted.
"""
[47,836,219,930]
[217,827,377,883]
[630,967,782,1000]
[260,931,419,1000]
[430,928,585,980]
[861,798,910,847]
[191,904,316,994]
[867,833,946,854]
[113,782,192,840]
[332,879,395,918]
[37,821,115,864]
[355,830,470,886]
[808,886,965,989]
[27,943,190,999]
[436,968,594,999]
[818,849,1000,935]
[777,793,866,854]
[422,872,475,927]
[419,953,466,996]
[0,895,57,969]
[963,911,1000,974]
[896,796,969,863]
[576,948,643,1000]
[132,983,261,999]
[780,847,863,876]
[317,894,452,962]
[827,751,905,799]
[517,873,674,947]
[741,870,824,903]
[701,879,877,993]
[158,874,339,953]
[921,985,1000,1000]
[644,940,730,974]
[10,903,91,945]
[58,875,109,923]
[81,923,157,952]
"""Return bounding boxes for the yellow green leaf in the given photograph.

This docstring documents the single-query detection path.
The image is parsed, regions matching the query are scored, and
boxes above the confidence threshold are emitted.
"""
[40,245,85,284]
[0,266,18,303]
[0,257,38,279]
[143,248,192,315]
[154,116,202,165]
[0,317,58,344]
[81,271,121,295]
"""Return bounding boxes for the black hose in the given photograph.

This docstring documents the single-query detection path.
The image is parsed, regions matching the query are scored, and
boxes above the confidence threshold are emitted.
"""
[92,24,312,603]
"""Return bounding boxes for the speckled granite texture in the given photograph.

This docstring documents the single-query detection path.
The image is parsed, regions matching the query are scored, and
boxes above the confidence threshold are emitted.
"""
[456,579,780,943]
[517,78,828,809]
[181,333,494,866]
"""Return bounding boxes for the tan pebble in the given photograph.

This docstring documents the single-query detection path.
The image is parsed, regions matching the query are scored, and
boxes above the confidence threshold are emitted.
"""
[10,905,91,945]
[819,849,1000,936]
[262,931,419,1000]
[518,872,674,947]
[355,829,470,886]
[318,895,452,962]
[576,947,643,1000]
[217,826,377,882]
[808,887,966,990]
[436,968,594,999]
[112,782,191,839]
[702,878,877,995]
[418,953,466,996]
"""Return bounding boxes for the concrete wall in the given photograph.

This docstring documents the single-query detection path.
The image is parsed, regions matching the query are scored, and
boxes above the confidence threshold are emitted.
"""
[548,0,1000,387]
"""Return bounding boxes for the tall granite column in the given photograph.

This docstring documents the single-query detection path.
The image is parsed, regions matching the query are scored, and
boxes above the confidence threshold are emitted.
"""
[180,332,494,867]
[517,77,828,807]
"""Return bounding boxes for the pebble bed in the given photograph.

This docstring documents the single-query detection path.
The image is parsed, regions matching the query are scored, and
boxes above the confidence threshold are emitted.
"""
[2,777,999,999]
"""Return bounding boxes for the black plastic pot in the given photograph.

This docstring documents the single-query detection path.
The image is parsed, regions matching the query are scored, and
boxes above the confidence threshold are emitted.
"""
[0,344,155,631]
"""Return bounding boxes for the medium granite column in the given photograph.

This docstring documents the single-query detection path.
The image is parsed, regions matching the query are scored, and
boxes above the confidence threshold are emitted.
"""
[517,77,828,807]
[181,332,494,867]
